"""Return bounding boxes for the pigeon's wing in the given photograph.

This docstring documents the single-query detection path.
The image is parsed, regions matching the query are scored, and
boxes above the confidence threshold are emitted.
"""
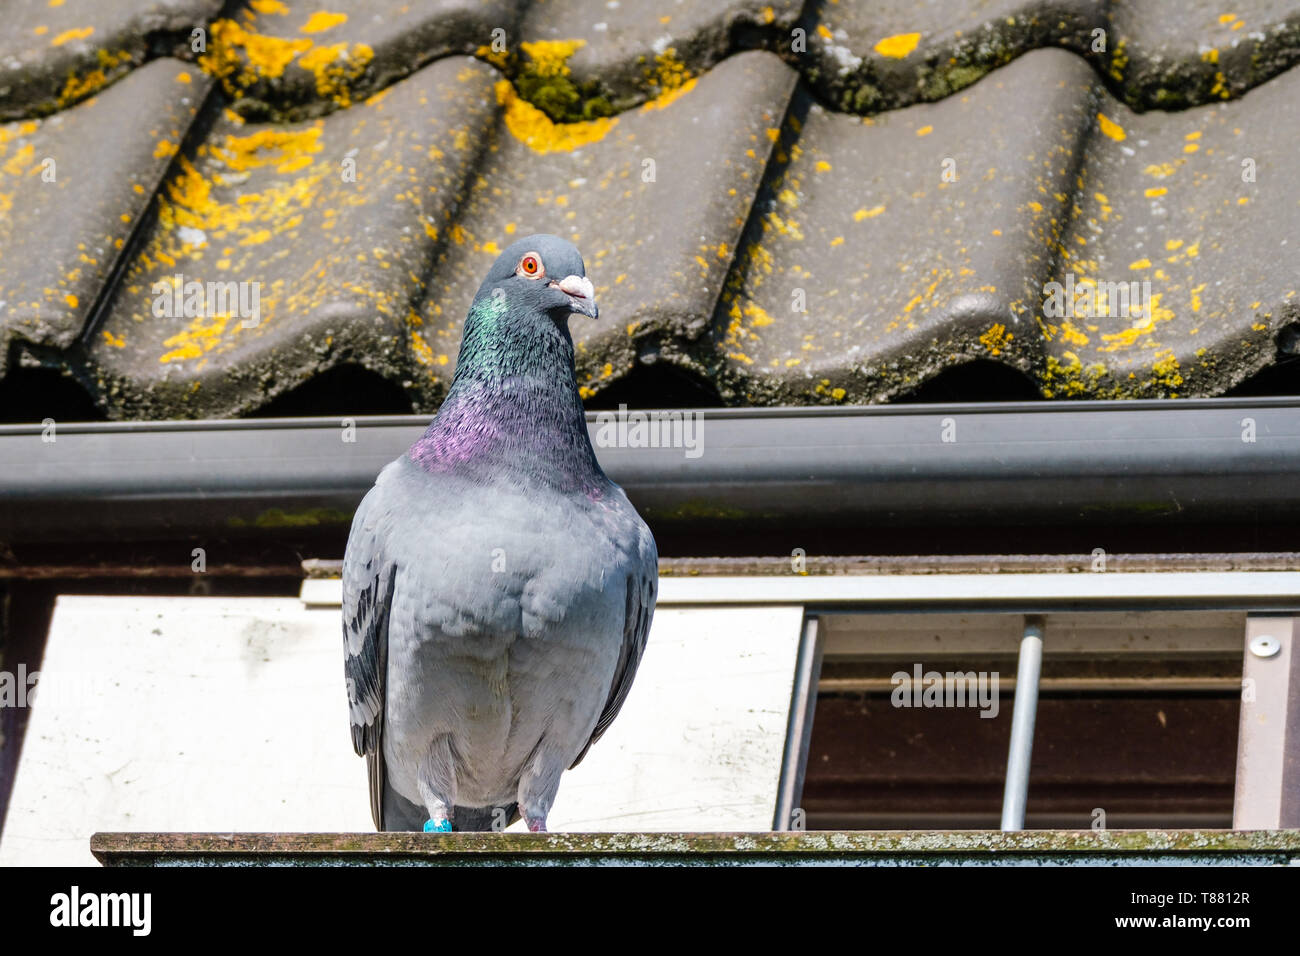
[570,556,657,769]
[342,485,398,830]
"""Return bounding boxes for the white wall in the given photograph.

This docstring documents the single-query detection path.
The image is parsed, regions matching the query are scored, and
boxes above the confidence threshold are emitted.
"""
[0,595,803,866]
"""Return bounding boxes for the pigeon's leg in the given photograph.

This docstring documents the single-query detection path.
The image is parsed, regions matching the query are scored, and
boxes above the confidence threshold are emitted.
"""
[417,734,457,833]
[517,744,564,834]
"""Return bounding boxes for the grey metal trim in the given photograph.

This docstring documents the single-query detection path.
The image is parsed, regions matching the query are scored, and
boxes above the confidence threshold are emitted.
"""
[1234,617,1300,828]
[302,571,1300,612]
[1,397,1298,542]
[1285,627,1300,827]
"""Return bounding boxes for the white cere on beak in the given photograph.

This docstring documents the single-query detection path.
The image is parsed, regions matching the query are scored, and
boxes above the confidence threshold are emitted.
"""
[557,274,594,301]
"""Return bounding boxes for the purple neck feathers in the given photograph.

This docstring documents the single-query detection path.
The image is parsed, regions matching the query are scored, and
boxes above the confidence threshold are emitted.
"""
[408,295,605,494]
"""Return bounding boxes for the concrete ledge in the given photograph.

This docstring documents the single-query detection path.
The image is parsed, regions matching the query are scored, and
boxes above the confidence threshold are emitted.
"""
[91,830,1300,867]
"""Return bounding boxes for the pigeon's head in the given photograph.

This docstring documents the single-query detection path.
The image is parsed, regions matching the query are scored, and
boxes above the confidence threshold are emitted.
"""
[476,234,597,321]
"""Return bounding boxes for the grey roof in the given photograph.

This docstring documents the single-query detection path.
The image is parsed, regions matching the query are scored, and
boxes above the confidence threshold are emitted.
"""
[0,0,1297,420]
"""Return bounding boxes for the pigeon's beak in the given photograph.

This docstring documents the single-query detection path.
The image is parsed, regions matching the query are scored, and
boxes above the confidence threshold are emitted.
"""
[552,274,598,319]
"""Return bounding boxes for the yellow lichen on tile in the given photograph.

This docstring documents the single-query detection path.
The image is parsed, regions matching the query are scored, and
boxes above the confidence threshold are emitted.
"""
[520,39,586,78]
[473,42,511,71]
[159,310,239,363]
[199,17,376,108]
[300,12,348,34]
[410,328,436,367]
[211,125,323,173]
[640,48,695,106]
[1151,349,1183,389]
[1098,293,1175,353]
[980,323,1012,356]
[495,80,617,153]
[640,75,698,112]
[1097,113,1126,142]
[1143,162,1179,178]
[201,19,309,83]
[140,122,341,364]
[874,32,921,58]
[51,26,94,47]
[1059,320,1089,346]
[298,42,373,106]
[57,48,135,107]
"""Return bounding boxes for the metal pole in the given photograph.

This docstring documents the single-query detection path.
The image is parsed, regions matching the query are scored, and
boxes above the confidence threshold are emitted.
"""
[774,616,823,831]
[1001,615,1045,830]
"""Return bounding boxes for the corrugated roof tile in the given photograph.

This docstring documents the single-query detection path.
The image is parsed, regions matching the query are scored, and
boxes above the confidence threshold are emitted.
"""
[802,0,1106,114]
[516,0,803,115]
[0,1,1295,418]
[86,56,497,419]
[418,50,797,405]
[712,48,1098,404]
[0,58,209,357]
[0,0,222,120]
[801,0,1300,114]
[1108,0,1300,110]
[1044,58,1300,397]
[194,0,516,120]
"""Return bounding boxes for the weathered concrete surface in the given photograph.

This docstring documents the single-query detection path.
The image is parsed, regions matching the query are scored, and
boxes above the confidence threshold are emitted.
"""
[418,50,797,405]
[711,50,1098,405]
[91,828,1300,866]
[0,0,221,120]
[86,57,498,420]
[0,59,210,358]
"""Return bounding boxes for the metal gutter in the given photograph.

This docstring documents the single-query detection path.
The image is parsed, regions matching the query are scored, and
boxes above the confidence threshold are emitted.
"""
[0,397,1297,544]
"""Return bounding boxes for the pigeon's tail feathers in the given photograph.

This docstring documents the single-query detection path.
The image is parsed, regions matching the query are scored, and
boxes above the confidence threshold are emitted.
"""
[366,745,385,831]
[452,803,519,832]
[352,719,381,757]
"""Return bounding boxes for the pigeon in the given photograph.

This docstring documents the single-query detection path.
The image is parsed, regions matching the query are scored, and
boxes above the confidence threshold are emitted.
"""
[343,234,657,833]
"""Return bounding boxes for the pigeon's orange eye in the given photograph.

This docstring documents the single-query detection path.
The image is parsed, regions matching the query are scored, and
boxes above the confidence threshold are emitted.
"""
[518,254,543,278]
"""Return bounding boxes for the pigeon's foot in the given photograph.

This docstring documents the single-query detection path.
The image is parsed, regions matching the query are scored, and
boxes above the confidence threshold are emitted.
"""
[524,814,548,833]
[423,818,453,833]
